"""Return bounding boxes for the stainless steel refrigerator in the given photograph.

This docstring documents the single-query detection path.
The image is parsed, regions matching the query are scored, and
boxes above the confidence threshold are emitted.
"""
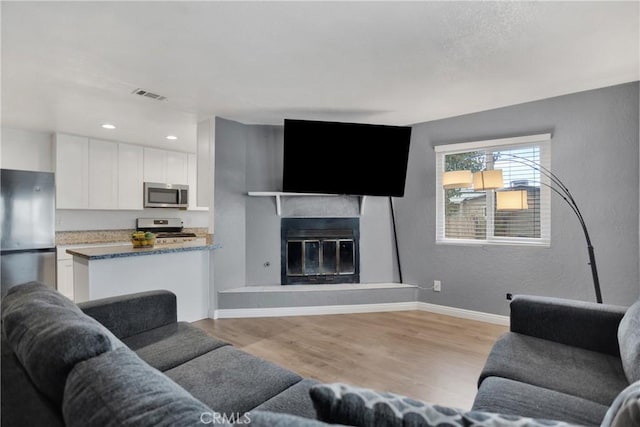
[1,169,56,296]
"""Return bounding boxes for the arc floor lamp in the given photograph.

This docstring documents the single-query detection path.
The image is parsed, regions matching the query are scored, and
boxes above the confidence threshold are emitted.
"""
[443,153,603,304]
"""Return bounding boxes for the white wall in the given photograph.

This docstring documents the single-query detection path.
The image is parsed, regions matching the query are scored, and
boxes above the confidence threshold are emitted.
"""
[1,127,53,172]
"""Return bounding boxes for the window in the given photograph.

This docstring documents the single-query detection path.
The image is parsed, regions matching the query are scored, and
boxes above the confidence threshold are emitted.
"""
[435,134,551,246]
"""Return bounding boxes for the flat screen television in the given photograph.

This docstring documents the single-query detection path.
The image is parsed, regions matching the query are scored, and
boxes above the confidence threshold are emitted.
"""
[282,119,412,197]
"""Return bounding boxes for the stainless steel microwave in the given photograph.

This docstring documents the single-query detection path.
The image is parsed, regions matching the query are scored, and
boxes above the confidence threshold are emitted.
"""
[144,182,189,208]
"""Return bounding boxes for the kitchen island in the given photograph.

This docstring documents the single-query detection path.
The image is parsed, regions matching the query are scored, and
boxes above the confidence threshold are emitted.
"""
[68,240,220,322]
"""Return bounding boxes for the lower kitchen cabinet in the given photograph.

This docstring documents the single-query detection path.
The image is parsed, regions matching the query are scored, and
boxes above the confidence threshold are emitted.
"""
[56,253,74,300]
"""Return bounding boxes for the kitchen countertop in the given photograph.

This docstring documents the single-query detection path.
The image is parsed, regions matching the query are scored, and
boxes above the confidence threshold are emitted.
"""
[67,240,221,260]
[56,228,209,245]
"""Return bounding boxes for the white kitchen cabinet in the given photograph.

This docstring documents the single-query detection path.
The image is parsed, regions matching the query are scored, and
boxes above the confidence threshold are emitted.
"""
[57,247,74,300]
[166,151,188,185]
[118,143,144,209]
[88,139,118,209]
[187,153,208,210]
[54,134,89,209]
[144,148,188,185]
[143,147,167,183]
[55,133,190,211]
[57,259,74,300]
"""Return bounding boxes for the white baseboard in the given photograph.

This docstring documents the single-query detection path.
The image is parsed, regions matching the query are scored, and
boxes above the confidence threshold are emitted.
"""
[214,301,419,319]
[417,302,510,326]
[213,301,509,325]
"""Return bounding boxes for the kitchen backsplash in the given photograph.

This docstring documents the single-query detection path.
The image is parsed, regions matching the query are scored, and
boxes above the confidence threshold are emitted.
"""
[55,209,209,231]
[56,228,209,245]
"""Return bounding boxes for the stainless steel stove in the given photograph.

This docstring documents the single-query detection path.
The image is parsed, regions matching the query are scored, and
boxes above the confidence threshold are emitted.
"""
[136,218,198,245]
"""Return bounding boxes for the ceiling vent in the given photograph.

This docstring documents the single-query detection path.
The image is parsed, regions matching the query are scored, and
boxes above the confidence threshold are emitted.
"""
[131,88,167,101]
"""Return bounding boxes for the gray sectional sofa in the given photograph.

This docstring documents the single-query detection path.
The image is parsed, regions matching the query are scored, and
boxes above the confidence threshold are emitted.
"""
[1,282,318,426]
[472,295,640,427]
[2,282,639,427]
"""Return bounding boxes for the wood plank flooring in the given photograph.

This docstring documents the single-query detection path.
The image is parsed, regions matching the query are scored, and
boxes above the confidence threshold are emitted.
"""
[193,310,507,410]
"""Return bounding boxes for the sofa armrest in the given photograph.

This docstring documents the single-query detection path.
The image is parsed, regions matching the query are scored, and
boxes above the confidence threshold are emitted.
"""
[510,295,627,356]
[77,290,177,339]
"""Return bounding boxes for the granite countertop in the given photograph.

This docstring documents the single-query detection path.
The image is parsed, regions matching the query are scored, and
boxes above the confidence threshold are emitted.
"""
[67,240,221,260]
[56,228,209,245]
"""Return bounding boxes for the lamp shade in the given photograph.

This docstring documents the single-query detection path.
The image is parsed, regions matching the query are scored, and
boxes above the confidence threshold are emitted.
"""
[473,170,503,190]
[496,190,529,210]
[442,170,473,189]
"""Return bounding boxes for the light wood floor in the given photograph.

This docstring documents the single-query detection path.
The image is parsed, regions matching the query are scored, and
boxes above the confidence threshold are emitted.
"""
[193,311,507,410]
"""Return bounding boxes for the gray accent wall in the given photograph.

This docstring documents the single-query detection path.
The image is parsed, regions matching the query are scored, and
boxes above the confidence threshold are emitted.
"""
[396,82,639,315]
[213,118,248,292]
[213,117,401,308]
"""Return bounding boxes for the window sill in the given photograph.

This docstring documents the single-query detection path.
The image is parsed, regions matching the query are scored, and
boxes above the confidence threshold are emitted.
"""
[435,238,550,248]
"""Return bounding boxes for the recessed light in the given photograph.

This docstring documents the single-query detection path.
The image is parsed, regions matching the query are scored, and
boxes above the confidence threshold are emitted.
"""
[101,123,116,130]
[166,135,178,140]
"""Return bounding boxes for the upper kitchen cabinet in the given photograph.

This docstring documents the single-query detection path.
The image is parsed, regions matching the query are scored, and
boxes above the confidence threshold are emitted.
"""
[54,134,89,209]
[118,143,144,210]
[88,139,118,209]
[143,147,166,183]
[188,153,207,210]
[144,148,187,185]
[166,151,188,185]
[54,133,190,211]
[55,135,143,210]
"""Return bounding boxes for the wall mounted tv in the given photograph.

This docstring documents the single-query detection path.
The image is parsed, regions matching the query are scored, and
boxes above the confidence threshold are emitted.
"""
[282,119,412,197]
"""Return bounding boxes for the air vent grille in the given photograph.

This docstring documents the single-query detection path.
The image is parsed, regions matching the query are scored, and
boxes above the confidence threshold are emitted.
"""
[132,88,167,101]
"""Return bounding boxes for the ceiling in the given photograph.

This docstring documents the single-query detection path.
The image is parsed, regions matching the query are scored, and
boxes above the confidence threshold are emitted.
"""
[2,1,638,152]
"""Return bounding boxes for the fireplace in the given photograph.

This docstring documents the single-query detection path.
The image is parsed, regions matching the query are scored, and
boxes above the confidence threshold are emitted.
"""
[281,217,360,285]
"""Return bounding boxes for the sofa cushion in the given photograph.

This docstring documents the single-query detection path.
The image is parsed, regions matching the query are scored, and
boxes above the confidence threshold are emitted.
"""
[601,380,640,427]
[63,346,222,427]
[251,378,319,419]
[473,376,609,427]
[122,322,229,371]
[310,383,581,427]
[1,334,64,427]
[1,282,123,404]
[618,299,640,383]
[165,346,302,414]
[479,332,628,405]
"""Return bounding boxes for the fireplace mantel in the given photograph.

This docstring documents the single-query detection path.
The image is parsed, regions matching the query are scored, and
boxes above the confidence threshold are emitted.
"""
[247,191,367,216]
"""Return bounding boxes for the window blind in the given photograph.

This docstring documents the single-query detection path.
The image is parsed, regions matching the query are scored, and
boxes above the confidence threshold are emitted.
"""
[435,134,551,247]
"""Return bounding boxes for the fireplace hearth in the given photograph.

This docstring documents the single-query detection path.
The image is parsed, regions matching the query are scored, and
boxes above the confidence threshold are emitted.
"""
[281,217,360,285]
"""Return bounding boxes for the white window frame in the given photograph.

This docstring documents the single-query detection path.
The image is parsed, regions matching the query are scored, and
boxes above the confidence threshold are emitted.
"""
[435,134,551,247]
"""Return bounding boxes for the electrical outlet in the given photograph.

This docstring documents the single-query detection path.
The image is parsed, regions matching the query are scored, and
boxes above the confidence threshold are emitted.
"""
[433,280,441,292]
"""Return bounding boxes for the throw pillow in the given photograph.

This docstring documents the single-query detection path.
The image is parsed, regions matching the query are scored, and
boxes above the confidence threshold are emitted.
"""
[310,383,581,427]
[310,383,466,426]
[1,281,123,404]
[246,411,336,427]
[618,299,640,383]
[63,347,225,427]
[600,380,640,427]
